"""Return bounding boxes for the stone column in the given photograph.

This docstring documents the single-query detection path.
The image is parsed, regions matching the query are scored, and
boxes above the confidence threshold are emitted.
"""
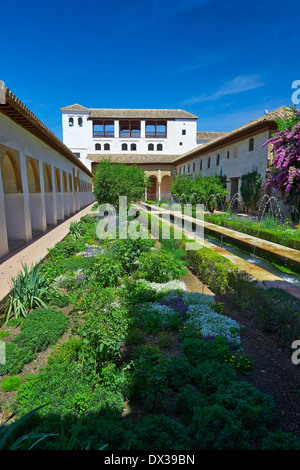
[19,151,32,241]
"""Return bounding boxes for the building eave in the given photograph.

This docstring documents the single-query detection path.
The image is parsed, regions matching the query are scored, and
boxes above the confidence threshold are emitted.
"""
[0,82,93,177]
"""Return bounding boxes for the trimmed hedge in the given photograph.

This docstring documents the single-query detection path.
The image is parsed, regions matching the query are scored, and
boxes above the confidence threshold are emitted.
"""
[204,213,300,251]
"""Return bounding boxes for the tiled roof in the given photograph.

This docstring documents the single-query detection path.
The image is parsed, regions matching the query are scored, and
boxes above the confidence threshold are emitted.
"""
[88,108,198,119]
[60,104,89,111]
[197,131,228,140]
[174,106,287,164]
[87,154,177,164]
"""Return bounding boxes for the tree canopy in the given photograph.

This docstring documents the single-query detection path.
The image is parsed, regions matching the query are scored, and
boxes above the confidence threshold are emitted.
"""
[93,160,148,211]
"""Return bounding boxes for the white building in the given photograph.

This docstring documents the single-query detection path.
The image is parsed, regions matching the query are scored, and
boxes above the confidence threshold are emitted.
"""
[60,105,199,173]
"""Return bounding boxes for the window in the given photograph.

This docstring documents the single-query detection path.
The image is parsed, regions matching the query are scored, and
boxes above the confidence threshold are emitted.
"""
[95,143,101,150]
[78,117,83,127]
[93,121,114,137]
[73,152,80,158]
[216,154,220,166]
[130,143,137,151]
[188,164,190,173]
[249,138,254,152]
[145,121,167,138]
[182,129,186,135]
[122,143,128,151]
[179,142,183,146]
[119,120,141,138]
[227,150,230,159]
[208,157,211,169]
[69,117,74,127]
[104,143,110,151]
[148,143,154,151]
[193,162,195,172]
[157,144,163,151]
[200,160,202,171]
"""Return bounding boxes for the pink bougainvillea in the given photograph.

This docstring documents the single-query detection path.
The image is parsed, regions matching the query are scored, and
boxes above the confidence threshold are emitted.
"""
[263,107,300,219]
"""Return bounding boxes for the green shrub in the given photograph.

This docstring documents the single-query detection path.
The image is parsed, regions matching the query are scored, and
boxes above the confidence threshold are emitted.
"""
[134,414,192,450]
[129,345,171,409]
[111,238,155,273]
[78,301,128,363]
[192,359,236,396]
[46,338,83,366]
[215,381,276,439]
[0,343,36,376]
[0,331,10,339]
[137,250,187,283]
[1,375,23,392]
[93,253,123,287]
[175,384,207,426]
[13,307,69,353]
[181,335,229,366]
[14,362,125,420]
[261,429,300,450]
[189,404,250,450]
[48,238,86,261]
[165,356,194,391]
[185,247,237,294]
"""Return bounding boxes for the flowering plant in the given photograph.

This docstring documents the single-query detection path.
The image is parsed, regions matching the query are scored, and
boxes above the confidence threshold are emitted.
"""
[263,106,300,220]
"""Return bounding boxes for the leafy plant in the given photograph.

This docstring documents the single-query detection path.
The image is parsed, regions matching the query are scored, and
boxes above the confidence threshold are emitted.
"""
[134,414,192,450]
[0,406,57,450]
[93,253,123,287]
[1,375,23,392]
[6,263,50,322]
[69,221,86,240]
[137,250,187,283]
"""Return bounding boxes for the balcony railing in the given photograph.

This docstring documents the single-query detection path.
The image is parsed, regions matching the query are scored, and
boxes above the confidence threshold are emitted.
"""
[145,131,167,138]
[119,130,141,138]
[93,130,115,137]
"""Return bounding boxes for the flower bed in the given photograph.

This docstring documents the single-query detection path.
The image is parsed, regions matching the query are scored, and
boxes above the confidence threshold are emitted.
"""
[0,214,299,450]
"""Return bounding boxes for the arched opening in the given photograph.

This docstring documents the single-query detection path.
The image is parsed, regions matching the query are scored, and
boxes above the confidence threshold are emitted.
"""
[147,175,157,201]
[104,143,110,151]
[43,163,55,227]
[161,175,171,200]
[122,143,128,151]
[95,143,101,150]
[157,144,163,151]
[68,173,75,214]
[1,152,26,248]
[27,158,44,236]
[54,168,63,221]
[148,143,154,151]
[130,143,137,151]
[62,171,70,217]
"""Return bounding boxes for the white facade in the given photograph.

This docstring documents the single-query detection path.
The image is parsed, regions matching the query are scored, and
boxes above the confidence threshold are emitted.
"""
[61,106,198,171]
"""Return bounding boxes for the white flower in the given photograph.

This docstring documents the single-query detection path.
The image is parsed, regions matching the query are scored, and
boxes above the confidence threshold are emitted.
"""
[182,292,215,306]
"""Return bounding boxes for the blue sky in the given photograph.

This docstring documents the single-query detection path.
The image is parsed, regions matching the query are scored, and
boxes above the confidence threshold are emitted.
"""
[1,0,299,141]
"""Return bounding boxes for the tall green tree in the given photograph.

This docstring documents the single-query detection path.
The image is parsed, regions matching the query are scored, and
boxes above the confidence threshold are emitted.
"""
[93,160,148,212]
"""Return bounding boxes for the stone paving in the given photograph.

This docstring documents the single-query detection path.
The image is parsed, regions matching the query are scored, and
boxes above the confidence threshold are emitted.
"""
[0,203,95,303]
